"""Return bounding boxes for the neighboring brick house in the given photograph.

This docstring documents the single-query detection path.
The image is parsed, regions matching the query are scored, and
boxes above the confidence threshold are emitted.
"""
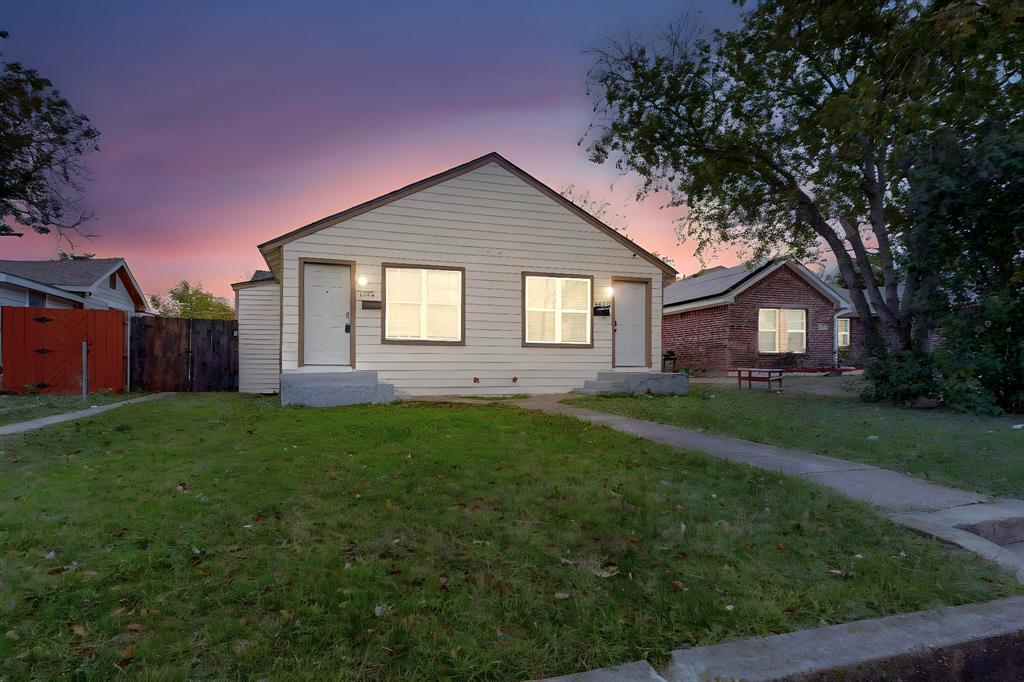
[663,260,851,373]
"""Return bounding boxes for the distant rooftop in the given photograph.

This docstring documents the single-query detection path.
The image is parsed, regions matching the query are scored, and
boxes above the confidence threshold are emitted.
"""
[664,261,774,307]
[0,258,123,289]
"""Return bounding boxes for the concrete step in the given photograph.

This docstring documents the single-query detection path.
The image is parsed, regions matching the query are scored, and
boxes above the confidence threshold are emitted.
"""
[281,371,394,407]
[596,371,655,382]
[595,371,689,395]
[579,380,621,394]
[285,370,379,385]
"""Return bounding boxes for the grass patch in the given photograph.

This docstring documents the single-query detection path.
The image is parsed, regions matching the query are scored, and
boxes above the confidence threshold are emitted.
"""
[568,385,1024,497]
[1,394,1018,679]
[0,391,139,427]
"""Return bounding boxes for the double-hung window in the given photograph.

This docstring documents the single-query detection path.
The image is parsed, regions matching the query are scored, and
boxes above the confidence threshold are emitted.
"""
[837,318,851,348]
[757,308,806,353]
[523,274,592,345]
[383,265,463,343]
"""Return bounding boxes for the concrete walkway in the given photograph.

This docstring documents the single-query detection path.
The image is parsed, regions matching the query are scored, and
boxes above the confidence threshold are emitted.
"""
[541,596,1024,681]
[510,394,1024,581]
[0,393,173,436]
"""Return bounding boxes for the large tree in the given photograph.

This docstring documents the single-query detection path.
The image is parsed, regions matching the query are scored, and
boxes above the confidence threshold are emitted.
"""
[586,0,1022,352]
[0,30,100,241]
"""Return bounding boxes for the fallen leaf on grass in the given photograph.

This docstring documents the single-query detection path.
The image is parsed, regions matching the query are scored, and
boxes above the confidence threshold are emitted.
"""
[71,623,88,637]
[175,482,188,492]
[116,643,135,669]
[591,564,620,579]
[670,580,685,591]
[126,623,143,632]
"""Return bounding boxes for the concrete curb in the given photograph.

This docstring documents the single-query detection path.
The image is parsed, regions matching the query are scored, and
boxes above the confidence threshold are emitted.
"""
[537,596,1024,681]
[0,393,174,436]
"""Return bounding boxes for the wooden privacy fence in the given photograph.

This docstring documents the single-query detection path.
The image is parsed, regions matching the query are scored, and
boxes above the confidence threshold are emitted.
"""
[129,317,238,392]
[1,307,127,393]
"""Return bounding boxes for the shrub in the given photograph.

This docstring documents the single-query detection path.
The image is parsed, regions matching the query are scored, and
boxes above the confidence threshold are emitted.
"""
[861,350,940,404]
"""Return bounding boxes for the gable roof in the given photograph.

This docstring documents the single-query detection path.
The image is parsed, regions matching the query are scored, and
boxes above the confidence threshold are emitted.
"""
[0,258,124,288]
[231,269,277,290]
[835,285,906,316]
[663,259,847,313]
[0,258,149,312]
[0,271,89,304]
[257,152,677,277]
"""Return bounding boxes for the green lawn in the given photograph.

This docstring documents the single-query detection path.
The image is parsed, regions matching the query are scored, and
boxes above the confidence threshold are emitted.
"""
[1,395,1019,680]
[568,385,1024,497]
[0,391,139,427]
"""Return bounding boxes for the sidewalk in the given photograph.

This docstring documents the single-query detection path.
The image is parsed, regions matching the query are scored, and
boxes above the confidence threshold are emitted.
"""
[0,393,173,436]
[511,394,1024,581]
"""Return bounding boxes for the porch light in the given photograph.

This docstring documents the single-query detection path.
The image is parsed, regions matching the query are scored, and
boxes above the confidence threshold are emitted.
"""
[357,275,368,287]
[605,286,614,297]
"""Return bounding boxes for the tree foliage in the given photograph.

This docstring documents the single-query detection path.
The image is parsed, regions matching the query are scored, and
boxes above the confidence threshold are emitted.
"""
[150,281,235,320]
[585,0,1022,351]
[0,30,100,241]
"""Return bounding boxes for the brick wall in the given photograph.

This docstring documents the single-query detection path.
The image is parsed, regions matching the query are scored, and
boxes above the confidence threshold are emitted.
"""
[839,314,880,366]
[729,266,837,368]
[663,304,732,372]
[663,265,842,372]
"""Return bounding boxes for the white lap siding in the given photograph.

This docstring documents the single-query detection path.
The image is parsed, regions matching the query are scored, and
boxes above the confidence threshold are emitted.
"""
[278,162,664,395]
[237,282,281,393]
[83,274,137,312]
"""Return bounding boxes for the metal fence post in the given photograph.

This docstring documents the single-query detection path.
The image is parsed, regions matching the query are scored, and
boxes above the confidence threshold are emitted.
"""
[81,339,88,400]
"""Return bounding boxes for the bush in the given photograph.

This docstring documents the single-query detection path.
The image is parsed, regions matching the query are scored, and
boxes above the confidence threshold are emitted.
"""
[861,350,940,404]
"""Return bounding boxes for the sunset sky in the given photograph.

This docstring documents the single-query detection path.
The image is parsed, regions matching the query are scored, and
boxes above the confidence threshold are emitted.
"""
[3,1,744,299]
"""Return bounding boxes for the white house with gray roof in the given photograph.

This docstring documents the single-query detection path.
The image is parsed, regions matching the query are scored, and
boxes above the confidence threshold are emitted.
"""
[0,258,149,313]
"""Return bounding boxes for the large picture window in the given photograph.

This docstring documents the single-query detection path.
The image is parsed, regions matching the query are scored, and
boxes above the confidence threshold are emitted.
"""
[757,308,806,353]
[383,265,463,343]
[837,318,851,348]
[523,274,592,345]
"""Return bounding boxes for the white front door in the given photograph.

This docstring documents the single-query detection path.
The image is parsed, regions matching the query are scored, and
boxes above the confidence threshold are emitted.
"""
[303,262,350,365]
[614,281,647,367]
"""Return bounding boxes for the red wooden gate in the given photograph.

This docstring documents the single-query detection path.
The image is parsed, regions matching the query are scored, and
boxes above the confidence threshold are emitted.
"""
[1,307,126,394]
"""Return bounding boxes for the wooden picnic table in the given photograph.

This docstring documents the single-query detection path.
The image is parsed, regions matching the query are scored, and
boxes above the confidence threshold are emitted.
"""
[735,367,783,390]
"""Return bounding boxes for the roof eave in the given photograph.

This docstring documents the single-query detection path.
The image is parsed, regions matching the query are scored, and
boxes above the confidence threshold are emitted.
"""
[0,273,89,304]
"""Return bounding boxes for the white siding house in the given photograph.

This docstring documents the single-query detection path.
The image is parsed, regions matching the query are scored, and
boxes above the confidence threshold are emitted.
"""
[236,153,676,397]
[233,272,281,394]
[0,258,148,313]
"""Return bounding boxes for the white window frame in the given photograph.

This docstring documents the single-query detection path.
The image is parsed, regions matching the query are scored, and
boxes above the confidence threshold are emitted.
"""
[523,274,593,346]
[382,265,464,344]
[757,307,807,354]
[837,318,851,348]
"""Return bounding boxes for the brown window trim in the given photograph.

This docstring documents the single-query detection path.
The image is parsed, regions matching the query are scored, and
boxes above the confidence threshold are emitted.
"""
[380,263,466,346]
[521,272,595,348]
[611,276,652,368]
[756,306,809,355]
[837,317,852,349]
[298,257,357,367]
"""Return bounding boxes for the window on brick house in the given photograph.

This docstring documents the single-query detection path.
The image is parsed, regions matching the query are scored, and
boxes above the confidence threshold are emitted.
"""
[758,308,806,353]
[837,318,851,348]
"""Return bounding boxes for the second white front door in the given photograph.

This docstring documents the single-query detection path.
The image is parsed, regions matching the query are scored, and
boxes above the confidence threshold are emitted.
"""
[303,262,350,365]
[614,280,647,367]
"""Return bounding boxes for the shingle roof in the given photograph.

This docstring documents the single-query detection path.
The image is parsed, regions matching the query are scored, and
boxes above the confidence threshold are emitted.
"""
[0,258,123,289]
[249,270,274,282]
[664,261,775,307]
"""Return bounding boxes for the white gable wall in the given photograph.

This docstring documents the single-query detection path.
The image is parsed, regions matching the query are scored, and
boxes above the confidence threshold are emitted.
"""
[81,271,138,312]
[278,162,664,395]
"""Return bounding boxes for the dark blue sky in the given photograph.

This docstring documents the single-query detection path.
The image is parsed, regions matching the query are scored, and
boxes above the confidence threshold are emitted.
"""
[3,1,742,295]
